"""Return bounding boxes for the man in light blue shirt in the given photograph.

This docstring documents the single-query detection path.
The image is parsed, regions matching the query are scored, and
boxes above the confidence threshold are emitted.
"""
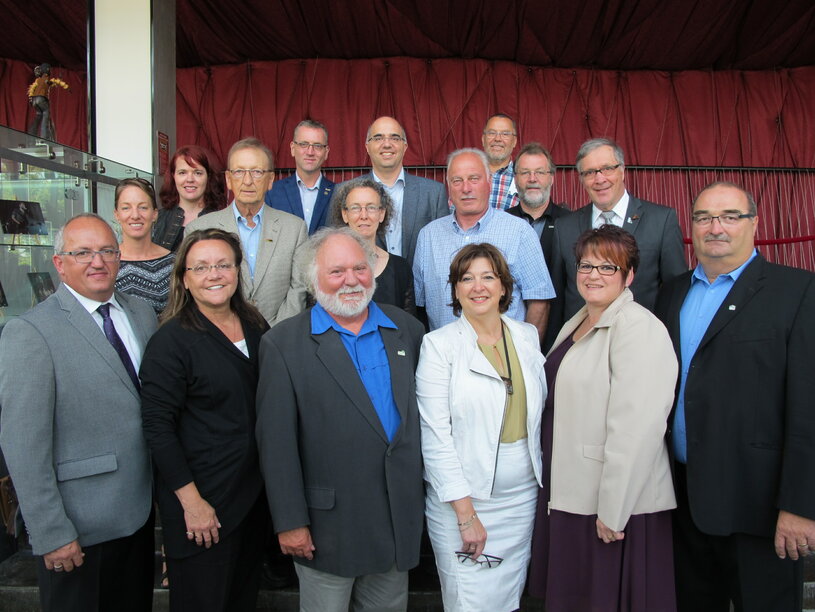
[413,148,555,341]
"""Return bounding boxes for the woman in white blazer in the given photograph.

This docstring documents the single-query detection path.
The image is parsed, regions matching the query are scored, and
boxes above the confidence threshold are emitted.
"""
[528,225,679,612]
[416,243,546,612]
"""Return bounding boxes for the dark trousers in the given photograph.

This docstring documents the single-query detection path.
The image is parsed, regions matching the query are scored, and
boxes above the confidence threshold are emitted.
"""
[166,495,267,612]
[673,463,803,612]
[37,511,154,612]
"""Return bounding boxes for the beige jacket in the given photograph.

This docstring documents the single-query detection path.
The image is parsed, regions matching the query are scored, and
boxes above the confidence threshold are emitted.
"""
[547,288,678,531]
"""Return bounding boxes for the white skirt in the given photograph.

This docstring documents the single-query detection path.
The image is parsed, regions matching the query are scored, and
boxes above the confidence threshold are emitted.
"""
[425,439,538,612]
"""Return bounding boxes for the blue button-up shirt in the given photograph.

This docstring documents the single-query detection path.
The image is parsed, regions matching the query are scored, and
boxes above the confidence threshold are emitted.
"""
[413,206,555,330]
[372,169,405,257]
[673,249,758,463]
[232,202,263,277]
[297,174,322,229]
[311,302,401,442]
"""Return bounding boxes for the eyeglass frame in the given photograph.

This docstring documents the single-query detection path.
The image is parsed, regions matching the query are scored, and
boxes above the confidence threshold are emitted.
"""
[344,205,383,215]
[57,249,121,263]
[691,212,755,226]
[366,134,406,144]
[576,262,622,276]
[228,168,273,180]
[578,163,622,180]
[516,169,555,179]
[292,141,328,152]
[454,551,504,568]
[483,130,516,139]
[184,263,238,275]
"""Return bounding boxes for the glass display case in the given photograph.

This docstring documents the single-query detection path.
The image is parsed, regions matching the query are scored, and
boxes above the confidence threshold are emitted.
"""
[0,125,152,322]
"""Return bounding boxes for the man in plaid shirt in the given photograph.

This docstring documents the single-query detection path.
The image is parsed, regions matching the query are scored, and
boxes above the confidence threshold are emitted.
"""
[482,114,519,210]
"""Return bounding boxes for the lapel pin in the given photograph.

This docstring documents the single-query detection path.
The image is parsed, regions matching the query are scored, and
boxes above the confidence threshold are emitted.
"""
[728,305,736,310]
[397,350,406,356]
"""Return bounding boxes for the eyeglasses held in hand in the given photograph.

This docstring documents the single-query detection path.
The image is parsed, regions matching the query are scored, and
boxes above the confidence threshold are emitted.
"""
[455,552,504,568]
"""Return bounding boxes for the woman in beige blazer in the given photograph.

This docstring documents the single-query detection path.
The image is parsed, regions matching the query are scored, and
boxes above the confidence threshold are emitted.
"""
[528,225,679,612]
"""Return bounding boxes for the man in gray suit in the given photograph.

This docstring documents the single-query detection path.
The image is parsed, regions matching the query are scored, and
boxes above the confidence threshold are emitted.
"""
[0,213,157,611]
[546,137,687,349]
[187,137,308,326]
[257,227,425,612]
[347,116,448,268]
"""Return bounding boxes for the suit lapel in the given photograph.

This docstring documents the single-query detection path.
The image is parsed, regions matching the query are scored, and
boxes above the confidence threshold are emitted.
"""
[249,209,280,290]
[379,325,412,445]
[697,257,764,352]
[623,197,644,234]
[311,180,334,233]
[56,287,139,398]
[664,272,692,356]
[284,178,305,219]
[401,173,419,252]
[577,205,592,232]
[314,328,389,443]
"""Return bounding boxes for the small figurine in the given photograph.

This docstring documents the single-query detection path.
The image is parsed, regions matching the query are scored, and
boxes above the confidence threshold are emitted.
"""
[26,63,69,141]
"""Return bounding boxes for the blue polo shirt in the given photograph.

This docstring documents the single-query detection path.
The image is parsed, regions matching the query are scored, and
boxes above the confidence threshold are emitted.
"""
[673,249,758,463]
[311,302,401,442]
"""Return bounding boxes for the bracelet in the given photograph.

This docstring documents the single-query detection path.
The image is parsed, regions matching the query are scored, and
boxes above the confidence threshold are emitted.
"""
[457,512,477,531]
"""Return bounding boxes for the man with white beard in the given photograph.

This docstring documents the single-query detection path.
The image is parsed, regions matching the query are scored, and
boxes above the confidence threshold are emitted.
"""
[256,227,426,612]
[506,143,571,275]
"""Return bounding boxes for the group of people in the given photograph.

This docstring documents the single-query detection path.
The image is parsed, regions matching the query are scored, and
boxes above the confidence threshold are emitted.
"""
[0,113,813,612]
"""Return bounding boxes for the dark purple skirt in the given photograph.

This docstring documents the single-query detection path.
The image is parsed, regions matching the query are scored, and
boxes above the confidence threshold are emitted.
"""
[528,337,677,612]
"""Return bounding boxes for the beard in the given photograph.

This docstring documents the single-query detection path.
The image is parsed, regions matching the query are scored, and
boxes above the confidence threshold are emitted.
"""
[315,280,377,318]
[519,184,552,209]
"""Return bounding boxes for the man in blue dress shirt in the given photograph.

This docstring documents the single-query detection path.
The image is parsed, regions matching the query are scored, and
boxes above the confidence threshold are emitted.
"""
[655,182,815,612]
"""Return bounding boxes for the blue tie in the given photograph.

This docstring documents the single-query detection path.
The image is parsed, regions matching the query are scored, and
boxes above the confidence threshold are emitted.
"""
[97,303,140,391]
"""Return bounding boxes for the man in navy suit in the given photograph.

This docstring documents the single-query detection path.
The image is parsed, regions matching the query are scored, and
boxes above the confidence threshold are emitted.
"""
[265,119,334,235]
[546,137,686,349]
[343,116,448,268]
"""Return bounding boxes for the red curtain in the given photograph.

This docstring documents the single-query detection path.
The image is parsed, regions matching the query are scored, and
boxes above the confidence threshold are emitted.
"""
[175,58,815,169]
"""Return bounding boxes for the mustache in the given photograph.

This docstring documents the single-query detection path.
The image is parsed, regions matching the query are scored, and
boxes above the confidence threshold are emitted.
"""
[337,284,363,295]
[704,233,730,242]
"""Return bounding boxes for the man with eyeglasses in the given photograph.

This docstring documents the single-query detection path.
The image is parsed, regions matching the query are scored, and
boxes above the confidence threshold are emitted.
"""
[481,114,519,209]
[265,119,335,235]
[347,116,447,268]
[505,142,571,274]
[413,148,555,340]
[655,182,815,612]
[0,213,157,611]
[187,137,308,326]
[545,137,686,350]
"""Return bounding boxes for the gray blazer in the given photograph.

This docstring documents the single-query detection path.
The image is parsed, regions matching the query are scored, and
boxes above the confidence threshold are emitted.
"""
[547,196,687,347]
[186,205,309,326]
[0,285,157,555]
[349,171,448,268]
[256,304,426,577]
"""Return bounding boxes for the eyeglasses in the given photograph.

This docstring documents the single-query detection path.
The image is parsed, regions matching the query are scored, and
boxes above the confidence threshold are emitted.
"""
[293,141,328,151]
[455,552,504,568]
[516,169,554,179]
[58,249,120,263]
[367,134,406,144]
[185,263,237,275]
[578,164,622,180]
[576,262,621,276]
[344,205,382,215]
[483,130,516,139]
[229,169,272,180]
[449,175,484,187]
[691,213,755,226]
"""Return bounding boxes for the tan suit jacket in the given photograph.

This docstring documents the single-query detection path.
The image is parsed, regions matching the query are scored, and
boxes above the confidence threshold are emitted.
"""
[547,288,678,531]
[186,204,308,326]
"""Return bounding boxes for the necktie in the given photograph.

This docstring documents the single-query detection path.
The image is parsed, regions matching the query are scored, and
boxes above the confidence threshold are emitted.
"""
[600,210,616,226]
[97,303,140,391]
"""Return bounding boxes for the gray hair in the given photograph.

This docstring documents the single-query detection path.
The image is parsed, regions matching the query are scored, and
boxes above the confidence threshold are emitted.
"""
[227,137,275,172]
[54,212,114,255]
[693,181,758,216]
[294,119,328,142]
[298,226,377,295]
[575,138,625,171]
[446,148,491,179]
[329,177,394,240]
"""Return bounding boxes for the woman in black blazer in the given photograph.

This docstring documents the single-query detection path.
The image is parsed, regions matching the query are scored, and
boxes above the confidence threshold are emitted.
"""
[140,228,269,612]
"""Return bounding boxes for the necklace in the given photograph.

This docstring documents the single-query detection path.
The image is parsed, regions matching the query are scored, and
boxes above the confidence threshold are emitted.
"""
[500,322,514,395]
